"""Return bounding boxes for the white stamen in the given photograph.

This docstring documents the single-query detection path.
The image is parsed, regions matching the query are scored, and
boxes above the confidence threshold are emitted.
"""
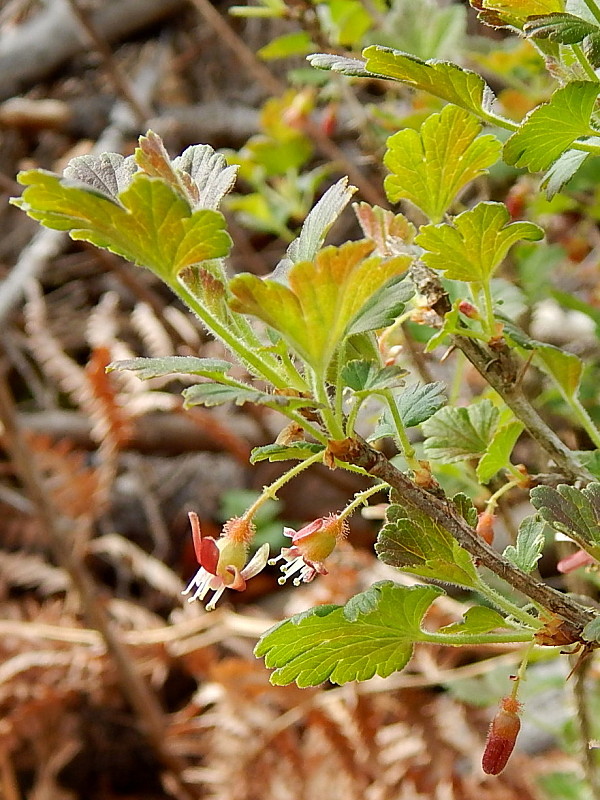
[206,584,227,611]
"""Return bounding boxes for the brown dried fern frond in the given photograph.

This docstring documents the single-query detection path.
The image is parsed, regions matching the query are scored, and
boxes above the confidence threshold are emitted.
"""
[23,432,104,521]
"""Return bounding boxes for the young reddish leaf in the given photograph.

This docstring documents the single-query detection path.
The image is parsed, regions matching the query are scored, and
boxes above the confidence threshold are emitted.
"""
[415,201,543,282]
[353,202,416,256]
[135,131,238,210]
[384,105,501,222]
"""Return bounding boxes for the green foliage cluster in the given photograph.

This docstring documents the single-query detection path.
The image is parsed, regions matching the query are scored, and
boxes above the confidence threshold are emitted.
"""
[14,0,600,788]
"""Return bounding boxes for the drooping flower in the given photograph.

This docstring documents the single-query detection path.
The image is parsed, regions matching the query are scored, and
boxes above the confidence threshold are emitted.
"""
[182,512,269,610]
[269,514,349,585]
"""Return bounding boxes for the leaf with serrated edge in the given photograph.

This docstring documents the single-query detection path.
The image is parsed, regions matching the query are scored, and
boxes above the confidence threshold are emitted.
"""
[353,203,416,257]
[249,442,324,464]
[453,492,479,527]
[536,343,583,400]
[254,581,443,686]
[524,13,598,44]
[384,105,501,222]
[63,153,137,200]
[476,419,524,483]
[503,515,545,573]
[362,45,495,116]
[438,606,509,635]
[376,505,479,588]
[504,82,600,172]
[541,148,589,198]
[415,201,543,282]
[183,382,320,410]
[422,399,499,462]
[135,132,238,211]
[341,360,407,392]
[272,178,357,281]
[14,171,231,285]
[229,241,411,372]
[530,483,600,554]
[107,356,232,381]
[369,382,447,441]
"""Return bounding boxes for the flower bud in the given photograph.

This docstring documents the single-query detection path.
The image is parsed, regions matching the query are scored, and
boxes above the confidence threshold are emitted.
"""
[482,696,521,775]
[476,511,495,546]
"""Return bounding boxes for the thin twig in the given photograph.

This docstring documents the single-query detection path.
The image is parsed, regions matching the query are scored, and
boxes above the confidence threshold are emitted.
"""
[409,261,594,483]
[328,436,597,633]
[64,0,151,124]
[0,370,202,800]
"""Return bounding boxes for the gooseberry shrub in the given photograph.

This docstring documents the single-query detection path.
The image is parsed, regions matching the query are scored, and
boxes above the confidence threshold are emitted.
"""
[13,0,600,785]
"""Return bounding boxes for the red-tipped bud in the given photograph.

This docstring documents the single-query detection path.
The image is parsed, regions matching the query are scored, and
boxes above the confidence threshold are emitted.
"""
[458,300,480,320]
[557,548,596,574]
[476,511,496,546]
[482,697,521,775]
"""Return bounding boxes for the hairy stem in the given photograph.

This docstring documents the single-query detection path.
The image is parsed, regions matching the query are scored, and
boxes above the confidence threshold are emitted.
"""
[409,262,593,483]
[327,436,596,633]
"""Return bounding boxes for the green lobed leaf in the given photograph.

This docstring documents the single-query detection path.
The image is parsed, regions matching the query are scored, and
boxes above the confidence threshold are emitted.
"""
[107,356,232,381]
[369,382,447,442]
[362,45,495,117]
[183,382,320,411]
[229,241,412,372]
[476,419,525,483]
[14,170,232,285]
[384,105,501,222]
[503,82,600,173]
[452,492,479,527]
[376,504,479,588]
[524,12,599,44]
[438,606,509,635]
[530,482,600,554]
[503,515,546,573]
[535,343,583,400]
[422,399,499,462]
[341,360,408,393]
[415,202,544,282]
[255,581,444,686]
[249,442,324,464]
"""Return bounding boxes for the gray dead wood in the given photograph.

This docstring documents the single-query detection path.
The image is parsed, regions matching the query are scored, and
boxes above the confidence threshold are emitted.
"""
[0,0,185,101]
